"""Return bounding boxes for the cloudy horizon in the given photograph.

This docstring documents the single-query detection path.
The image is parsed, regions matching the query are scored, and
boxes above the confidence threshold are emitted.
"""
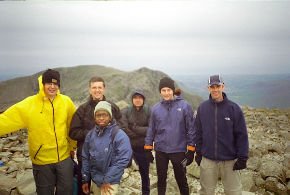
[1,1,290,79]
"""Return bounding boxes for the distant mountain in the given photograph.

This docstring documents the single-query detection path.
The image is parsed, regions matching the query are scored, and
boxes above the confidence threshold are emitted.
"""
[0,65,202,112]
[172,74,290,109]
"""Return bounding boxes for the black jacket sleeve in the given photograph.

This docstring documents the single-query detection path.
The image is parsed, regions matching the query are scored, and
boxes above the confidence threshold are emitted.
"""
[69,105,90,142]
[109,101,122,123]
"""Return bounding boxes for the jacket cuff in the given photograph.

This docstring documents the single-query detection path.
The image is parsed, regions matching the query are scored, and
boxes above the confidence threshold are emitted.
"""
[144,145,153,150]
[82,174,90,184]
[187,145,196,152]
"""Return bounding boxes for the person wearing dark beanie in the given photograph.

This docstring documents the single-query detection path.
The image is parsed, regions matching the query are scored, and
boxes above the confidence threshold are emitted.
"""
[158,77,175,92]
[145,77,196,195]
[0,68,76,195]
[42,69,60,86]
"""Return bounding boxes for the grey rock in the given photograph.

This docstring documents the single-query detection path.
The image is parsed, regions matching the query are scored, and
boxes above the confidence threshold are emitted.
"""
[259,160,285,181]
[247,157,261,171]
[16,169,36,195]
[254,174,265,188]
[0,175,17,195]
[0,152,12,158]
[264,177,287,195]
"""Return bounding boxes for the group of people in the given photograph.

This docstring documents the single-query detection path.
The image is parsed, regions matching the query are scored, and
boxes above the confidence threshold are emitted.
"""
[0,68,249,195]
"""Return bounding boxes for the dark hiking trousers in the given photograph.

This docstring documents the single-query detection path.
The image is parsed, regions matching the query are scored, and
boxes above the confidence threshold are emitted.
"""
[133,147,150,195]
[77,160,91,195]
[32,157,73,195]
[155,151,189,195]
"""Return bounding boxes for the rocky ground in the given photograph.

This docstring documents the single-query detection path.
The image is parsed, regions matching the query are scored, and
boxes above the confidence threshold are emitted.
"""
[0,107,289,195]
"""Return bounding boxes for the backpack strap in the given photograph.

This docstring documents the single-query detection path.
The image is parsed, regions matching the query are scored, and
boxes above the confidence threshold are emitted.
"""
[126,106,133,119]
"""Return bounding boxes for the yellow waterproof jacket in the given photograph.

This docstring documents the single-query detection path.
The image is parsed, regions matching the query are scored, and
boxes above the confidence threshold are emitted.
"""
[0,76,76,165]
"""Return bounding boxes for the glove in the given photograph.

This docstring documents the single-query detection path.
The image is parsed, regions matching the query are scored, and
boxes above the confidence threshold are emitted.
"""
[233,158,247,170]
[144,145,154,163]
[195,152,202,166]
[185,151,195,166]
[145,150,154,163]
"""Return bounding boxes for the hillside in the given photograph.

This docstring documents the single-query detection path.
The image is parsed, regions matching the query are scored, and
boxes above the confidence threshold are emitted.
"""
[0,65,202,111]
[173,74,290,109]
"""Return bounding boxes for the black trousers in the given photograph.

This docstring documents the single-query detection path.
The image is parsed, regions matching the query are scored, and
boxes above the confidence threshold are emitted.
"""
[77,160,91,195]
[133,147,150,195]
[155,151,189,195]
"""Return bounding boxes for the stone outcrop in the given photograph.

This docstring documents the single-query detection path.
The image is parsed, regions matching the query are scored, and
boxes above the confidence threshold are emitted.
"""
[0,107,289,194]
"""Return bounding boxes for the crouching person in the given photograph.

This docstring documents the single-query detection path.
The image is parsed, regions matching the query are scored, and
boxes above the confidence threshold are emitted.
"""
[81,101,132,195]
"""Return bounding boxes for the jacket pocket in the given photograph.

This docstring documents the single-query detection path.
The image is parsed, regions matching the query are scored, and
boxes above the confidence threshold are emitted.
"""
[33,145,43,160]
[89,150,109,172]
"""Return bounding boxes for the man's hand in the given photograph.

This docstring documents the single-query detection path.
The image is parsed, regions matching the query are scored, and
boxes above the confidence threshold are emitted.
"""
[101,183,113,195]
[82,183,90,194]
[233,158,247,170]
[70,151,75,158]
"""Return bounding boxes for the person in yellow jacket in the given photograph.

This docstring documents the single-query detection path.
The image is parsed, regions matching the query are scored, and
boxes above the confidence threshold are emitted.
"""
[0,69,76,195]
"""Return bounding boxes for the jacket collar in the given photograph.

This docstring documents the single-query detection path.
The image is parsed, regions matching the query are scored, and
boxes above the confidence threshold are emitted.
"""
[95,119,117,136]
[89,95,107,106]
[209,92,228,104]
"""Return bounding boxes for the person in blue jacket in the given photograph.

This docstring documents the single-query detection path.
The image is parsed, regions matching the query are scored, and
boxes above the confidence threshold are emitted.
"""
[144,77,196,195]
[81,101,132,195]
[194,74,249,195]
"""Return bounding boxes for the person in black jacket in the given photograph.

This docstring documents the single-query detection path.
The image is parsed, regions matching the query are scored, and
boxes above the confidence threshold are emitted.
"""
[120,89,151,195]
[194,74,249,195]
[69,76,121,195]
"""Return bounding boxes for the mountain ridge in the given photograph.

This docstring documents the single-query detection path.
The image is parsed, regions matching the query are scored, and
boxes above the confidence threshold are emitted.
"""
[0,65,202,112]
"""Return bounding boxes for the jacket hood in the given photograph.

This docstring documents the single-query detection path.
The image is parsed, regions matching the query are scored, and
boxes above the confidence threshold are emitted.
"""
[131,89,145,104]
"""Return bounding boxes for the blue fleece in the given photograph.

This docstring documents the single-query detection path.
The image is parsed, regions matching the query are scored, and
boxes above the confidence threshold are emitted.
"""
[195,93,249,161]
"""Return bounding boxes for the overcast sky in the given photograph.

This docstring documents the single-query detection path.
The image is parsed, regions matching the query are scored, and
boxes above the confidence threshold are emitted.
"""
[0,1,290,78]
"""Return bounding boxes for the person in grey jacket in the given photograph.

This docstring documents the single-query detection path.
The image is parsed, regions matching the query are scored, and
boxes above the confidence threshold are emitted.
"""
[120,89,151,195]
[194,74,249,195]
[144,77,196,195]
[82,101,132,195]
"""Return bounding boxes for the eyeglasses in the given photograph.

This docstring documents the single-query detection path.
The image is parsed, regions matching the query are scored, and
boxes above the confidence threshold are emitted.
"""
[95,113,110,119]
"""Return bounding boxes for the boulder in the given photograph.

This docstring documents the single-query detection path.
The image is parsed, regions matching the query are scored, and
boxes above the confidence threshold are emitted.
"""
[264,177,287,195]
[16,169,36,195]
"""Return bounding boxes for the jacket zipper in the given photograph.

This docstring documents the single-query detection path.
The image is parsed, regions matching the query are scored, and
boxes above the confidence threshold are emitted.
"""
[214,103,218,160]
[50,100,60,162]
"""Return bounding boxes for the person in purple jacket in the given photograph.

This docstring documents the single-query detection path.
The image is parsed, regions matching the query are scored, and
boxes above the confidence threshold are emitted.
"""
[194,74,249,195]
[144,77,196,195]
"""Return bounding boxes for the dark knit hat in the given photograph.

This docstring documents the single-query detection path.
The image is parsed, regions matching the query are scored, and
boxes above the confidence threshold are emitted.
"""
[42,69,60,86]
[159,77,175,92]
